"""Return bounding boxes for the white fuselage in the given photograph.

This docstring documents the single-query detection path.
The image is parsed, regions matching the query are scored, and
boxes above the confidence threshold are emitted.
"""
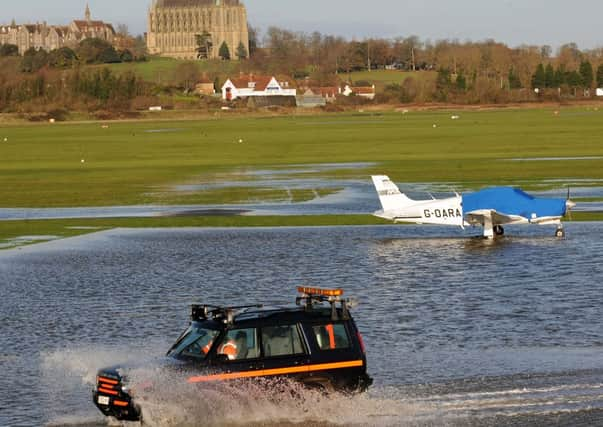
[375,196,464,226]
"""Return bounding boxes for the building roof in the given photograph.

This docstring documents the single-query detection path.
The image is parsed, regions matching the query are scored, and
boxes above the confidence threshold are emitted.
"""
[155,0,241,7]
[72,20,115,34]
[318,87,339,97]
[351,86,376,94]
[229,75,273,92]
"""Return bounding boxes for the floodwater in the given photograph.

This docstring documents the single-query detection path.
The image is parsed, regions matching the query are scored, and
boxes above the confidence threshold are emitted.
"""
[1,162,602,221]
[1,224,603,426]
[0,178,601,221]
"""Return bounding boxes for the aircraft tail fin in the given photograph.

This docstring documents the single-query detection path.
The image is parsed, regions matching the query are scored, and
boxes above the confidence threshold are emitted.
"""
[371,175,415,212]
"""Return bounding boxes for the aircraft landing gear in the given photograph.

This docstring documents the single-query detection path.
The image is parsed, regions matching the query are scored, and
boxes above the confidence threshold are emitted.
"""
[494,225,505,237]
[555,227,565,238]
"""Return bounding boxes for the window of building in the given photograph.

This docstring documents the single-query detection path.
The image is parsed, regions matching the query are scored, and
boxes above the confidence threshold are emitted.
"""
[313,324,350,351]
[262,325,304,357]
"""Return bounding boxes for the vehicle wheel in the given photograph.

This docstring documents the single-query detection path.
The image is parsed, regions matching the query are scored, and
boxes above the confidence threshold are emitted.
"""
[555,228,565,238]
[494,225,505,236]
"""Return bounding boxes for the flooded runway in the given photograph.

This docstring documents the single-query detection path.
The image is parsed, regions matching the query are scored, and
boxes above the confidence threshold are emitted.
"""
[1,224,602,426]
[1,162,602,221]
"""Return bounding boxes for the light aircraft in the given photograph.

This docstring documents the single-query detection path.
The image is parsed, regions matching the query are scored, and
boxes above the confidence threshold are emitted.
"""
[371,175,576,238]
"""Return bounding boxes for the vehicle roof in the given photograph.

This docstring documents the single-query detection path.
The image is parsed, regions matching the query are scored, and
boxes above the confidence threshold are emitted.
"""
[195,305,348,328]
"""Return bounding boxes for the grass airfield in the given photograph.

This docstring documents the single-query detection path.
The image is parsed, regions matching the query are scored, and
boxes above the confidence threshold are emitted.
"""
[1,107,602,247]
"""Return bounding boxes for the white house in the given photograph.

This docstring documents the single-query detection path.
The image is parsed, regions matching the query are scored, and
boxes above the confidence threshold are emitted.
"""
[221,74,297,101]
[342,84,376,100]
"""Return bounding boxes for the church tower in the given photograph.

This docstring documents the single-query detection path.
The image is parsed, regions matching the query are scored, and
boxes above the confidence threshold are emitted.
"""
[147,0,249,60]
[85,3,91,22]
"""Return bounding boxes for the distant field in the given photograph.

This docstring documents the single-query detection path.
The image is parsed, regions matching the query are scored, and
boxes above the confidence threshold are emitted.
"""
[104,59,435,89]
[1,108,603,208]
[349,70,437,89]
[104,56,242,84]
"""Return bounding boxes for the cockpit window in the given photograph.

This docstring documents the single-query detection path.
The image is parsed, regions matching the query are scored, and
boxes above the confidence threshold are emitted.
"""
[168,326,220,359]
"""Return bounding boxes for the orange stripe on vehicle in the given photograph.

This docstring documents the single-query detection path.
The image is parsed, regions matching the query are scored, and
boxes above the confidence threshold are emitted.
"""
[99,387,118,395]
[98,377,119,385]
[187,360,364,383]
[326,324,336,349]
[113,400,129,407]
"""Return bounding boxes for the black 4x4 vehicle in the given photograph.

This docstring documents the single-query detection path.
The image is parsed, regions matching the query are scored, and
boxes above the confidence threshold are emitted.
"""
[93,287,372,421]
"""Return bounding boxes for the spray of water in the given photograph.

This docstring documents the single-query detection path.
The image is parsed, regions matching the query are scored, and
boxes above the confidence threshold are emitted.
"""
[124,366,428,427]
[40,347,603,427]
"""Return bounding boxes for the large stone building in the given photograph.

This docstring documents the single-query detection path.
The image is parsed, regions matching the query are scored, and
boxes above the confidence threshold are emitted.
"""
[0,5,115,55]
[146,0,249,60]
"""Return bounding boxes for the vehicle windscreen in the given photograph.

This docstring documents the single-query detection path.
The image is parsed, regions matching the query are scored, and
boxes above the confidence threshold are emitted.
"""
[167,325,220,360]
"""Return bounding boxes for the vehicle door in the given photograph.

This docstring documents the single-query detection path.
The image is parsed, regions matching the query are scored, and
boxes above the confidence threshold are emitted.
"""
[211,327,263,375]
[260,323,310,377]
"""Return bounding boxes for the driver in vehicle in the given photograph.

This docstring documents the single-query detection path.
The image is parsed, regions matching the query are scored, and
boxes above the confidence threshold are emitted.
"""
[219,331,248,360]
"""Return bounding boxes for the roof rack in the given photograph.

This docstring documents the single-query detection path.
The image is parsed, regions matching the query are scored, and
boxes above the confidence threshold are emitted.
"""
[295,286,355,321]
[191,304,263,325]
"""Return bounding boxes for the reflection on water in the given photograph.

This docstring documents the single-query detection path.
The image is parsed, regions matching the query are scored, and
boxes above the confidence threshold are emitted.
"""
[1,224,602,426]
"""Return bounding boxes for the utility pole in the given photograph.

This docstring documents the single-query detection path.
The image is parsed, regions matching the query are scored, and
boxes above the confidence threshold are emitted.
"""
[367,40,371,72]
[411,47,416,71]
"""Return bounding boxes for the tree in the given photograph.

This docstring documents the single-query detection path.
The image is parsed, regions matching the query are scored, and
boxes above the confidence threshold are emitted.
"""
[236,41,248,60]
[248,25,259,57]
[554,66,566,87]
[77,38,120,64]
[437,67,452,88]
[195,31,213,59]
[132,35,148,61]
[566,70,583,88]
[98,47,121,64]
[218,41,231,60]
[531,63,545,89]
[20,48,49,72]
[579,60,594,88]
[597,64,603,88]
[120,49,134,63]
[544,64,555,88]
[508,68,522,89]
[116,23,130,38]
[48,47,77,68]
[173,62,200,91]
[456,70,467,91]
[0,44,19,57]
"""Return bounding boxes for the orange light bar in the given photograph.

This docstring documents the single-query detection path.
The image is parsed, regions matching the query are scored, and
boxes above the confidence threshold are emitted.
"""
[98,376,119,385]
[113,400,129,407]
[98,387,118,396]
[297,286,344,297]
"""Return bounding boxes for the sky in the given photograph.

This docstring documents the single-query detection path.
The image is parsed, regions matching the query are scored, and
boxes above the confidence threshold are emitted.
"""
[4,0,603,49]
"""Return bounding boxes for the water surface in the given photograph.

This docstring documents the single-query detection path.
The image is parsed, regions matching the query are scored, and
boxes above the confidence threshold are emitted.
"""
[1,224,602,426]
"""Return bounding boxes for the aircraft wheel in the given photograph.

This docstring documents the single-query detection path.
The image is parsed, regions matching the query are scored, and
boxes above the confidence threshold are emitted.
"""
[494,225,505,236]
[555,228,565,238]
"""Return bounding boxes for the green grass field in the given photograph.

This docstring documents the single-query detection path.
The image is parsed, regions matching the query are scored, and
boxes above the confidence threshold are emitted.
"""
[349,70,437,89]
[1,108,603,208]
[103,56,242,84]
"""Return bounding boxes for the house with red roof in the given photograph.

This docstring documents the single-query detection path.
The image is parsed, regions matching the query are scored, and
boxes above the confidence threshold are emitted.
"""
[221,74,297,101]
[342,84,376,100]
